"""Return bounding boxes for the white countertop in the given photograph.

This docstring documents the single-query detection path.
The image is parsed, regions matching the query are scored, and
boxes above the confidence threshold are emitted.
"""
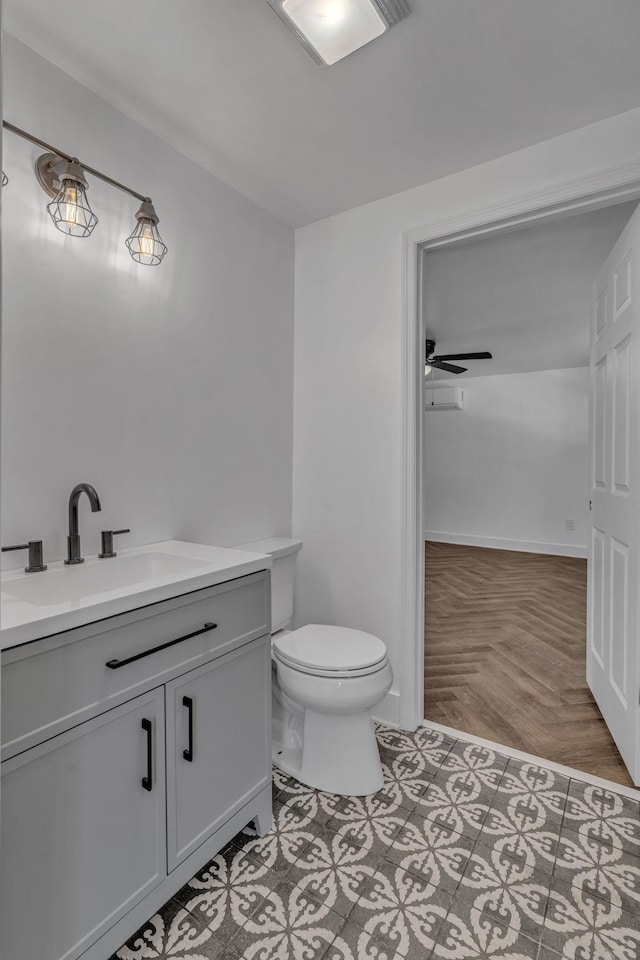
[0,540,271,651]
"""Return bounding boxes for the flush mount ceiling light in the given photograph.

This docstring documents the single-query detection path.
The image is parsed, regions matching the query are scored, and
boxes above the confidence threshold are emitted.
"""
[266,0,409,65]
[4,120,168,265]
[125,199,168,266]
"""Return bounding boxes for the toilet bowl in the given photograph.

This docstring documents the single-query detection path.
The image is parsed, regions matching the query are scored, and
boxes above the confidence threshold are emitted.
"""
[273,624,393,795]
[235,539,393,796]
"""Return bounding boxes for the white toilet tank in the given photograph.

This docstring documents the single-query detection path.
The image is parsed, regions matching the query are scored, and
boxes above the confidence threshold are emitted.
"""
[234,538,303,633]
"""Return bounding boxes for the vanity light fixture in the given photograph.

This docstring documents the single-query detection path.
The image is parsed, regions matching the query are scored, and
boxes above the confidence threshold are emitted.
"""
[3,120,168,265]
[44,156,98,238]
[266,0,409,65]
[125,199,168,265]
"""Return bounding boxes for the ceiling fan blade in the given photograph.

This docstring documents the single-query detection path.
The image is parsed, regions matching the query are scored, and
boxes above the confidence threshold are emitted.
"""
[432,352,493,361]
[430,360,467,374]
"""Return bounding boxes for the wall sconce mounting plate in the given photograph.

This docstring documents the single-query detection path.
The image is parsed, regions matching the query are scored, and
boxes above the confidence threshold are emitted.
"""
[35,152,65,199]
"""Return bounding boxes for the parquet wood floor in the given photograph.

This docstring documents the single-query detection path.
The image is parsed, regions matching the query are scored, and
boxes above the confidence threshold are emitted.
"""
[424,540,634,787]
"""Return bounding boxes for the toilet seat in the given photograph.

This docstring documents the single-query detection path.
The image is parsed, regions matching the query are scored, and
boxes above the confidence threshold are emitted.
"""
[272,624,388,678]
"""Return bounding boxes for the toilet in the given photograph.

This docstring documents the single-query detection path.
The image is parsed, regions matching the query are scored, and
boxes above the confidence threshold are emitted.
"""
[236,538,393,796]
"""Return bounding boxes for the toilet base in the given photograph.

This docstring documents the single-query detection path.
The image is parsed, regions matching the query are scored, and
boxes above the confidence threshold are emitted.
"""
[274,708,384,796]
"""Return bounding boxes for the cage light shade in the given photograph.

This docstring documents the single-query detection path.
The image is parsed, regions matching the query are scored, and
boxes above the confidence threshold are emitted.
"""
[126,199,167,266]
[46,159,98,237]
[268,0,408,65]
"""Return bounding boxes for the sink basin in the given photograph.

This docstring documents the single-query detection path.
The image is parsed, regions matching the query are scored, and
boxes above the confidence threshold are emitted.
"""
[2,552,206,606]
[0,540,272,650]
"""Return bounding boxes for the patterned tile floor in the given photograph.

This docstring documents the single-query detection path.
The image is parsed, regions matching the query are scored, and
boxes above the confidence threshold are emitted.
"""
[111,725,640,960]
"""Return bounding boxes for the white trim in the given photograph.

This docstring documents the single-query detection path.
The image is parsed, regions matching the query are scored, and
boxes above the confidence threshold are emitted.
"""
[399,232,424,731]
[405,158,640,252]
[399,159,640,733]
[372,689,400,728]
[424,530,588,559]
[422,719,640,798]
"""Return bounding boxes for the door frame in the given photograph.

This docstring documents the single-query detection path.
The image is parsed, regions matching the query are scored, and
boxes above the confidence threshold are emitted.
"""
[399,160,640,732]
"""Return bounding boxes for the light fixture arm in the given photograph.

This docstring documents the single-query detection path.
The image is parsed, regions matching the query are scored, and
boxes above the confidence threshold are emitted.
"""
[3,120,149,203]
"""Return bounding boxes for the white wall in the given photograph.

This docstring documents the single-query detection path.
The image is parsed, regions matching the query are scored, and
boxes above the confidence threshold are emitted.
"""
[421,205,635,378]
[1,37,294,565]
[293,107,640,725]
[423,369,589,557]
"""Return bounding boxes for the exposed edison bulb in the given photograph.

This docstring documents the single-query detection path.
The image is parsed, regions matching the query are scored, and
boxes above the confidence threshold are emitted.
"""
[46,159,98,238]
[125,199,168,266]
[59,183,81,228]
[136,222,156,261]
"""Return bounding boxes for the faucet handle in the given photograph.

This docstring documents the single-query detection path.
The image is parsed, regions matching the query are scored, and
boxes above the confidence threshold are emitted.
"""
[2,540,47,573]
[98,529,130,559]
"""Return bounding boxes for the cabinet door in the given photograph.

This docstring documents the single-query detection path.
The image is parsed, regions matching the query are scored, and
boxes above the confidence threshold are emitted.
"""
[0,689,166,960]
[166,636,271,870]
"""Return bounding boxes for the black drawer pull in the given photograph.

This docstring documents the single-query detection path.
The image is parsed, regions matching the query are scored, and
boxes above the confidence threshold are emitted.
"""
[106,622,217,669]
[183,696,194,762]
[141,718,153,791]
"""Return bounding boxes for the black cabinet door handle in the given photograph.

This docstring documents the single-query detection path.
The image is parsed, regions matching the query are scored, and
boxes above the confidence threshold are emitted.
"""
[141,718,153,791]
[106,622,217,669]
[183,696,194,762]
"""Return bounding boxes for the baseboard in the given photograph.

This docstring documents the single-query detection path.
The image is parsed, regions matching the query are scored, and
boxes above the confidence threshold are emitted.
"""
[424,530,587,559]
[372,689,400,727]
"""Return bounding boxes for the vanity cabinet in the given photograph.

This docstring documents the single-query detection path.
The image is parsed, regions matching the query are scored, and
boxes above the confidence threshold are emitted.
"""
[1,570,270,761]
[0,570,272,960]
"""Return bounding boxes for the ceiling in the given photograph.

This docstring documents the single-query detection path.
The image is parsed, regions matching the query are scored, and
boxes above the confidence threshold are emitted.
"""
[422,201,637,378]
[5,1,640,227]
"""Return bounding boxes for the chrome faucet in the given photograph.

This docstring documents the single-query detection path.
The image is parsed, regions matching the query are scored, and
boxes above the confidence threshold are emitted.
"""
[65,483,102,565]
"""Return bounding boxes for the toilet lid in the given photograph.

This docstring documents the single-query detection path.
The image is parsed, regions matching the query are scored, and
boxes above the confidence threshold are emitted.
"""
[272,624,388,674]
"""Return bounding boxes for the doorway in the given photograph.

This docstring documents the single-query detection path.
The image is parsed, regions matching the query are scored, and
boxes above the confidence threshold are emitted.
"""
[423,542,630,784]
[412,204,635,784]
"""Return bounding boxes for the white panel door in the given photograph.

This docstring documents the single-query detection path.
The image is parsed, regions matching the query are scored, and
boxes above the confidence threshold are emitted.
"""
[588,202,640,783]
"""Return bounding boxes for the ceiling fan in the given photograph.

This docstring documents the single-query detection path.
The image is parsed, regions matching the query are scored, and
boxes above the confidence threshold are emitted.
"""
[425,339,493,375]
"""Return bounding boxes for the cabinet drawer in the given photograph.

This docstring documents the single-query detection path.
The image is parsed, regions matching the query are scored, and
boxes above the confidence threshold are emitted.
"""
[2,571,270,759]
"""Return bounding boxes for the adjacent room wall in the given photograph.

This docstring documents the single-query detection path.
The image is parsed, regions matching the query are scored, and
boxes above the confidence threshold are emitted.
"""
[423,369,589,557]
[2,37,295,565]
[292,107,640,725]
